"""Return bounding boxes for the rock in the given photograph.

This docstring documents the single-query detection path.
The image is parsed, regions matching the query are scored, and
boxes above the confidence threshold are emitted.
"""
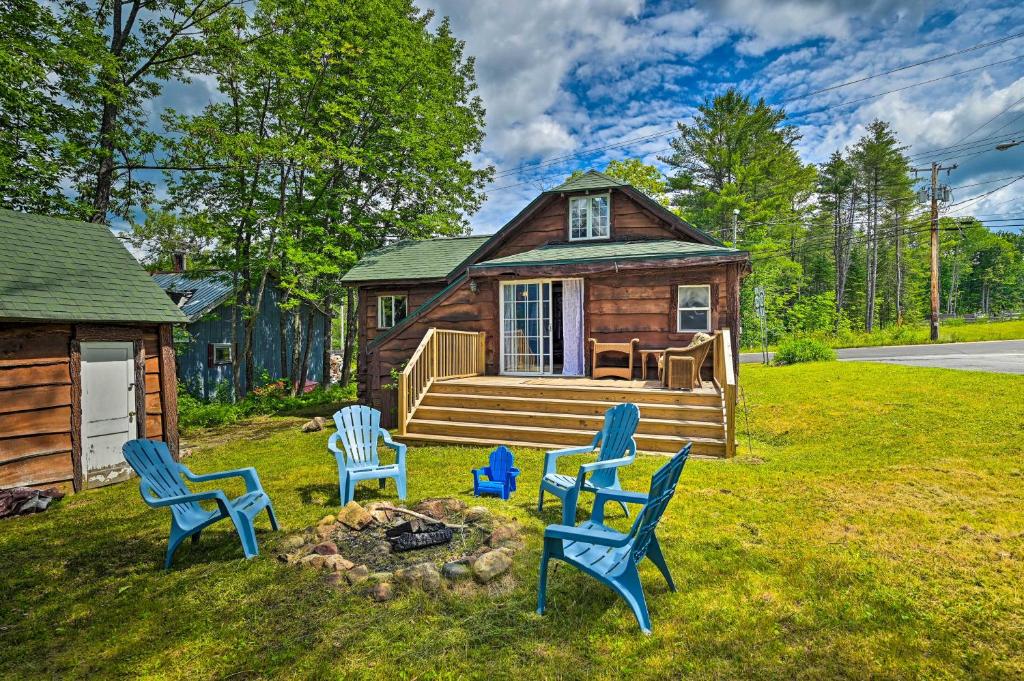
[368,571,394,583]
[336,501,373,530]
[299,554,328,570]
[487,524,520,548]
[317,514,337,526]
[464,506,491,523]
[369,582,394,602]
[441,561,473,582]
[325,572,345,587]
[375,541,392,555]
[302,416,326,433]
[345,564,370,585]
[472,550,513,584]
[322,555,355,572]
[279,534,307,551]
[312,541,339,556]
[413,499,447,520]
[394,562,442,592]
[440,497,467,514]
[314,525,334,540]
[179,447,194,459]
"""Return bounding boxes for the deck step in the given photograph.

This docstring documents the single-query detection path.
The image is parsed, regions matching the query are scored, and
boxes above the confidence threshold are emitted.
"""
[404,419,725,456]
[412,406,725,439]
[430,379,722,407]
[418,392,724,422]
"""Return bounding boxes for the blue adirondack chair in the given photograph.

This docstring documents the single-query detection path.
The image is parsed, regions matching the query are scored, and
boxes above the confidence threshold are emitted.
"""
[328,405,407,505]
[537,443,691,634]
[472,445,520,500]
[538,402,641,525]
[121,439,279,569]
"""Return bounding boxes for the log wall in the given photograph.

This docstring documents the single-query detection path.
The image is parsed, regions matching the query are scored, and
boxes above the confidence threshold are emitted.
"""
[0,322,178,492]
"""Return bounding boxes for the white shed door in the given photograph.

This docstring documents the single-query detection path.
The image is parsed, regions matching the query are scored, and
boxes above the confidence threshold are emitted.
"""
[81,342,136,488]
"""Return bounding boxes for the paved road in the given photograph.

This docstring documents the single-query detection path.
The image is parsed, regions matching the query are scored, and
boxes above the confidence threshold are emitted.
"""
[740,339,1024,374]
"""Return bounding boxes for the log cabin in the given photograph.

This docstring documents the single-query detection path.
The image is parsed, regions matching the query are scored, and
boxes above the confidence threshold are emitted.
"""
[0,209,187,492]
[342,170,751,457]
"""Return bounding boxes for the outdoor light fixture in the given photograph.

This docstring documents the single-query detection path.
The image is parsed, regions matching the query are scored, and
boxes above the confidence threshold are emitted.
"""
[469,279,478,294]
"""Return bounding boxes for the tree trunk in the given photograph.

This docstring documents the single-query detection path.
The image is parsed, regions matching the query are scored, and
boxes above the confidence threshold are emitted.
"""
[279,302,291,383]
[321,293,333,387]
[341,288,356,386]
[89,101,119,223]
[295,307,315,396]
[895,209,903,324]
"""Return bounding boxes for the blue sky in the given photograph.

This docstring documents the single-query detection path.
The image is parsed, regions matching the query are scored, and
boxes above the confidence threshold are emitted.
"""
[414,0,1024,233]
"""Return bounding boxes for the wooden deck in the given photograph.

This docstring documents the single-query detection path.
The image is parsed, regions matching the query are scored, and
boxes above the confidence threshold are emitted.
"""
[439,374,719,394]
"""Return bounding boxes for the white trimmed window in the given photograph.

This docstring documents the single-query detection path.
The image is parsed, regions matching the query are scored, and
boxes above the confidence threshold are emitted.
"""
[377,295,407,329]
[569,193,610,241]
[677,285,711,332]
[212,343,233,365]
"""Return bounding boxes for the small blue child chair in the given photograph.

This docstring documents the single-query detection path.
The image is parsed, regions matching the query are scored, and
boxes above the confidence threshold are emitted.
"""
[122,439,279,569]
[328,405,407,505]
[537,443,691,634]
[472,445,520,500]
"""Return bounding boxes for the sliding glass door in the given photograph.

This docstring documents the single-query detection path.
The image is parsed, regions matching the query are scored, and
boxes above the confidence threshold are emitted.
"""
[501,280,552,374]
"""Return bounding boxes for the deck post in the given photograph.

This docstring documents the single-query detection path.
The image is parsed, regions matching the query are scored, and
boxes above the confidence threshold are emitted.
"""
[477,332,486,375]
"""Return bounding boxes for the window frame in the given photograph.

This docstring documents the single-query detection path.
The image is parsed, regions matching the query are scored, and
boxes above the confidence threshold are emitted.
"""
[212,343,233,365]
[676,284,712,333]
[568,192,611,242]
[377,294,408,329]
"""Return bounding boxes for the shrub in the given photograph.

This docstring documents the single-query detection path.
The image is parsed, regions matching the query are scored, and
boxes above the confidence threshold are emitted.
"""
[178,381,356,434]
[773,337,836,365]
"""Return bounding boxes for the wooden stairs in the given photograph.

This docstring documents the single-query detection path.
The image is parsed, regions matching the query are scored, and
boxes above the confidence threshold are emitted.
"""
[399,376,729,457]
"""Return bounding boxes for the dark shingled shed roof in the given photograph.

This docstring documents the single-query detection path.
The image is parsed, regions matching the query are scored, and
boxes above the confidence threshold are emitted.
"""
[0,209,186,324]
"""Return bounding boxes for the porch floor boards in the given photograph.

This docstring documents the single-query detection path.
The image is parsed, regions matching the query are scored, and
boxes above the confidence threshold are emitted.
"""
[400,374,728,457]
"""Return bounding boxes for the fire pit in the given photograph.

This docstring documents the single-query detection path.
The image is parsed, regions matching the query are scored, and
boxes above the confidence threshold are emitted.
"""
[386,518,453,552]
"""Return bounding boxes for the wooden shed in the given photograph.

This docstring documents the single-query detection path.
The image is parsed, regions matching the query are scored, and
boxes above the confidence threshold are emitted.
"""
[0,209,187,492]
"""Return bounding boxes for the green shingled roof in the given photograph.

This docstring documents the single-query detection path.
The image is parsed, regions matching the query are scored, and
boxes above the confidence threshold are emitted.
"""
[471,239,745,270]
[549,169,629,193]
[0,209,187,323]
[341,235,490,284]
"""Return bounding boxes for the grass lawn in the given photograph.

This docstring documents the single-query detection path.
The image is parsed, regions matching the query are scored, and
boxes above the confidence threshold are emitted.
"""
[741,318,1024,352]
[3,362,1024,679]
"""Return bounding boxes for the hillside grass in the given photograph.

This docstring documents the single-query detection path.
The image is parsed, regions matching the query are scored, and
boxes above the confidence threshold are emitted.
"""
[2,362,1023,679]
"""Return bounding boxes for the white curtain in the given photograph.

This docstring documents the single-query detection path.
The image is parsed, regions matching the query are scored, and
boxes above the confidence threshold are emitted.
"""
[561,278,585,376]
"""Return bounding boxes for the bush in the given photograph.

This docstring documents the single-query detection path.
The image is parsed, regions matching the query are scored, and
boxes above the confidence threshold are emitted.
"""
[178,381,356,434]
[773,337,837,365]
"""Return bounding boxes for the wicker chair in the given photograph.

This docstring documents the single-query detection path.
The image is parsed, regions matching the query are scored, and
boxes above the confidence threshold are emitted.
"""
[658,336,714,390]
[589,338,639,380]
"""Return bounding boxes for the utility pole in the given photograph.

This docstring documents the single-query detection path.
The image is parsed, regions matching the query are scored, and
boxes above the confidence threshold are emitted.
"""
[732,208,740,245]
[912,161,956,341]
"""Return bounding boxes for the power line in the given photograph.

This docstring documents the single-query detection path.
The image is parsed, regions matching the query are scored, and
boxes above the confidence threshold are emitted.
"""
[906,129,1024,160]
[945,92,1024,149]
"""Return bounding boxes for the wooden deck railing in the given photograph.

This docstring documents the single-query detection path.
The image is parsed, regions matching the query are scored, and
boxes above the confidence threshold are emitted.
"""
[397,328,487,435]
[712,329,738,458]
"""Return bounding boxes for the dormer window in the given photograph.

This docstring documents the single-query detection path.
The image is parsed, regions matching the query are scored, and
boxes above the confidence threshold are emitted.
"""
[569,193,610,241]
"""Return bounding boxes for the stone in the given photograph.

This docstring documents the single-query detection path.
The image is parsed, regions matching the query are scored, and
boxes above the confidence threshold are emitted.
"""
[487,524,520,548]
[322,555,355,572]
[312,541,339,556]
[394,562,442,592]
[368,571,394,583]
[441,561,473,582]
[325,572,345,587]
[472,550,513,584]
[336,501,373,530]
[345,564,370,585]
[413,499,447,520]
[317,514,337,526]
[464,506,491,523]
[299,554,328,570]
[314,525,334,540]
[440,497,467,514]
[369,582,394,602]
[279,534,307,551]
[302,416,326,433]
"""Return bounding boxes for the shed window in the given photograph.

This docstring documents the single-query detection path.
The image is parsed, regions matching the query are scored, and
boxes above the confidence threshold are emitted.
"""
[212,343,233,365]
[677,285,711,332]
[569,194,610,241]
[377,295,407,329]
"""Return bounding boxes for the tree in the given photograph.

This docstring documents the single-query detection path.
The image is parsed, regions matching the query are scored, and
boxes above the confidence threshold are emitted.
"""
[603,159,669,204]
[154,0,490,397]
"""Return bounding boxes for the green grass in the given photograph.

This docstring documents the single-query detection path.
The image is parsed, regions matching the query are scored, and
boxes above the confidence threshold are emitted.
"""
[3,362,1024,679]
[742,318,1024,352]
